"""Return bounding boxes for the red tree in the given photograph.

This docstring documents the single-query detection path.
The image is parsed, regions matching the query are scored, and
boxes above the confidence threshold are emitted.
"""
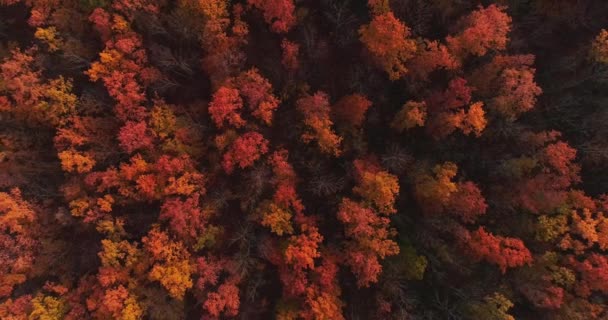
[222,132,269,174]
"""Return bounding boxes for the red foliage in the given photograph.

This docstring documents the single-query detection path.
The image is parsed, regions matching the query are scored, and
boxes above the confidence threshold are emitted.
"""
[117,121,154,154]
[337,198,399,287]
[332,94,373,128]
[247,0,296,33]
[222,132,269,174]
[569,254,608,297]
[446,181,488,223]
[232,69,280,125]
[268,150,304,215]
[89,8,112,42]
[281,39,300,71]
[463,227,532,273]
[208,86,245,128]
[160,195,211,243]
[0,48,43,110]
[521,284,565,309]
[426,78,488,138]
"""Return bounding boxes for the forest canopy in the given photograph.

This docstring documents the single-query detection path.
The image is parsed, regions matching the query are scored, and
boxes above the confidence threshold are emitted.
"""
[1,0,608,319]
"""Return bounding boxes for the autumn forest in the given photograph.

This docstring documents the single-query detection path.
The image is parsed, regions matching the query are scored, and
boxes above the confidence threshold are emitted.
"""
[1,0,608,319]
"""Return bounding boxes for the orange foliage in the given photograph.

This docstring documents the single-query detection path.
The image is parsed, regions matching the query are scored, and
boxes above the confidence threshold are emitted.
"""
[359,12,417,80]
[297,91,342,156]
[353,158,400,215]
[143,228,193,300]
[391,101,427,131]
[58,150,96,173]
[285,226,323,270]
[591,29,608,64]
[0,189,38,298]
[425,78,486,138]
[260,201,294,236]
[559,208,608,253]
[414,162,458,214]
[408,40,458,80]
[447,4,511,59]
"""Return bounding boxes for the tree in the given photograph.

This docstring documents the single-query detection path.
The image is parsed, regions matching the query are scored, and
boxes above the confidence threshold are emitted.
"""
[337,198,399,287]
[414,162,458,214]
[469,55,542,120]
[0,189,38,298]
[222,131,269,174]
[391,101,427,132]
[332,94,372,128]
[446,5,512,60]
[446,181,488,223]
[142,228,193,300]
[297,91,342,156]
[259,201,294,236]
[408,40,458,81]
[466,293,515,320]
[281,39,300,71]
[284,226,323,270]
[590,29,608,64]
[231,69,280,125]
[359,12,417,80]
[247,0,296,33]
[208,86,245,129]
[118,121,154,154]
[463,227,532,274]
[569,254,608,297]
[352,158,400,215]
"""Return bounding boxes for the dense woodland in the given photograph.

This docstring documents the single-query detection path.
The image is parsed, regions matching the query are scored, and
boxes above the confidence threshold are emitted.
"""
[1,0,608,319]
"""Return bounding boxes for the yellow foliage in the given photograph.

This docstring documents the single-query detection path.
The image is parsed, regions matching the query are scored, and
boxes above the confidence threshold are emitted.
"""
[143,229,193,300]
[99,239,140,269]
[29,295,67,320]
[467,293,515,320]
[354,170,400,215]
[37,77,77,126]
[149,103,177,139]
[34,27,63,52]
[537,214,568,241]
